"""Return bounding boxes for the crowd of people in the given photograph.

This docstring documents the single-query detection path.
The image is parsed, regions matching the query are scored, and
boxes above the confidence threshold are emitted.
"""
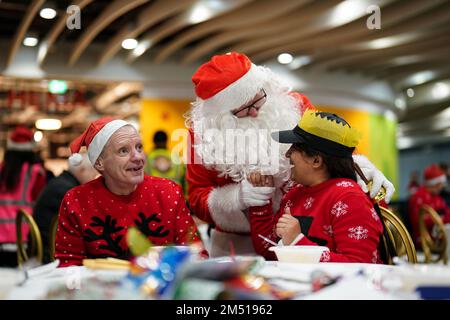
[3,51,447,268]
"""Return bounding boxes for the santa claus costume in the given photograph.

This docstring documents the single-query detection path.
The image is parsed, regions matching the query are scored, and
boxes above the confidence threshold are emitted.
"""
[408,164,450,245]
[55,117,201,267]
[187,52,394,257]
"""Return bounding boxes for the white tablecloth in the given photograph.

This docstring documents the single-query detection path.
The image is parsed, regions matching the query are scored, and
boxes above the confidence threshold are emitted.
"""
[5,260,450,300]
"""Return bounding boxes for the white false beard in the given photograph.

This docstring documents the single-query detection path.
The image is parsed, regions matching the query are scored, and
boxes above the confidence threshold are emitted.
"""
[189,85,301,185]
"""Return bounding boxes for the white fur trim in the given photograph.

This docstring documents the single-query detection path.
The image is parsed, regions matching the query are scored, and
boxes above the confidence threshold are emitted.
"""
[6,139,34,151]
[207,183,250,233]
[425,175,447,186]
[88,120,129,165]
[199,64,267,115]
[68,153,83,167]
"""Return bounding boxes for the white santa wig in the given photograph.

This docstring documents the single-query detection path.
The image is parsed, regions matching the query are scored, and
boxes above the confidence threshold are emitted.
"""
[188,64,301,186]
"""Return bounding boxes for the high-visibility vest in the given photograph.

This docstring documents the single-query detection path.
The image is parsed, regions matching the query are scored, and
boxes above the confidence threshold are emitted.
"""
[0,163,44,243]
[145,148,185,187]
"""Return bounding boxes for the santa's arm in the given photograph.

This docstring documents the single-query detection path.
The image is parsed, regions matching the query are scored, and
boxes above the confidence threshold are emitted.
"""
[187,163,254,233]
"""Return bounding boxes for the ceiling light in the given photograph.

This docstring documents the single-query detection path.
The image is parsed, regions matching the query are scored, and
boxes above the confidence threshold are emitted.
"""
[189,4,213,24]
[34,131,43,142]
[408,71,435,86]
[289,55,312,69]
[132,41,150,57]
[395,98,406,110]
[328,0,368,27]
[35,118,61,130]
[23,36,39,47]
[431,82,450,100]
[406,88,414,98]
[277,53,293,64]
[40,3,57,20]
[121,38,138,50]
[384,110,396,121]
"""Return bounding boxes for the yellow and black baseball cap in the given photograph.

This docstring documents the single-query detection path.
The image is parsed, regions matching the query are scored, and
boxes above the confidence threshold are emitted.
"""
[272,109,361,158]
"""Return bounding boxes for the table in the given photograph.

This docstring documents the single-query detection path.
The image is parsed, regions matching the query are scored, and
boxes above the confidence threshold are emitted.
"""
[5,260,450,300]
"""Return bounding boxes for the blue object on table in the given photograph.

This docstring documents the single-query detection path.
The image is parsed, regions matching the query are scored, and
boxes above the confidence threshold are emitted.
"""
[416,286,450,300]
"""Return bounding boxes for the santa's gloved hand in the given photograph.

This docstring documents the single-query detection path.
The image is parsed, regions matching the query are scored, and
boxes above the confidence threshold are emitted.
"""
[238,179,275,210]
[353,154,395,203]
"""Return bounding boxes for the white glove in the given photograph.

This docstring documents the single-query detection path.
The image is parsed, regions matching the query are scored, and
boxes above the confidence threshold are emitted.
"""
[353,154,395,203]
[238,179,275,210]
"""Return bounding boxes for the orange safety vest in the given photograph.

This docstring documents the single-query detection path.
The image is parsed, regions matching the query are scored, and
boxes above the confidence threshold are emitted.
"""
[0,163,43,243]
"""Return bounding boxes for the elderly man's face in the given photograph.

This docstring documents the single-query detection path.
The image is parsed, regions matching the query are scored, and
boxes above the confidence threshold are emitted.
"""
[96,125,145,190]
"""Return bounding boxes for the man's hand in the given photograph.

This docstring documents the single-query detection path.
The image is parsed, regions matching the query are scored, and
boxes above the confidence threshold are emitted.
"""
[276,207,301,245]
[353,154,395,203]
[238,179,275,210]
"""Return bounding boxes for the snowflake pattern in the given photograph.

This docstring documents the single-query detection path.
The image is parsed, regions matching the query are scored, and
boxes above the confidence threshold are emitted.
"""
[320,250,331,262]
[372,250,378,264]
[323,225,334,237]
[336,181,354,188]
[304,197,314,210]
[370,208,379,221]
[331,201,349,217]
[284,200,293,210]
[348,226,369,240]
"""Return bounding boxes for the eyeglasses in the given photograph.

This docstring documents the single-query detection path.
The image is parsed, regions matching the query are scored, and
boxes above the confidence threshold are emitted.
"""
[232,89,267,117]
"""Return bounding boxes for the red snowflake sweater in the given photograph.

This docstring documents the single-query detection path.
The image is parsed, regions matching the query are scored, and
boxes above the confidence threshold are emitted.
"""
[249,178,384,263]
[408,186,450,244]
[55,175,201,267]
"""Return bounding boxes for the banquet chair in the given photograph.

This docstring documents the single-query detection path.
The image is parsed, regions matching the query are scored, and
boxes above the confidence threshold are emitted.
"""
[419,205,448,264]
[353,164,417,264]
[48,215,59,262]
[16,209,43,267]
[379,206,418,264]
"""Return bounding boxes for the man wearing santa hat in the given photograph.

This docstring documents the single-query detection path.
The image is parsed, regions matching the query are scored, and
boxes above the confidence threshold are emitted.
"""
[186,52,395,257]
[408,164,450,246]
[55,117,202,267]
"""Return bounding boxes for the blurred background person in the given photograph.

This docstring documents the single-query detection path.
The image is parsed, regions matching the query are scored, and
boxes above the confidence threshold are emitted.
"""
[439,162,450,206]
[145,130,186,194]
[408,164,450,247]
[33,151,98,263]
[0,126,46,267]
[408,170,420,196]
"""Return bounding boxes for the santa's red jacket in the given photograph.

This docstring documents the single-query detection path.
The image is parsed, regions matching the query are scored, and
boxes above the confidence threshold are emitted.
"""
[186,92,313,257]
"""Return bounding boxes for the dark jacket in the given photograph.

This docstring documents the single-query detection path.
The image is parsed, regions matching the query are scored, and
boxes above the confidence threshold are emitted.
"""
[33,170,79,263]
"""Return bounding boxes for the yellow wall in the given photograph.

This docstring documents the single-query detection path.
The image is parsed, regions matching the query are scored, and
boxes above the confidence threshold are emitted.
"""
[140,98,191,154]
[316,106,370,157]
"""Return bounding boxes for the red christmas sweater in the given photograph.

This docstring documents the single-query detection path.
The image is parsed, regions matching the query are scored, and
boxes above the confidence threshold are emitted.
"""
[55,175,201,267]
[408,186,450,244]
[250,178,384,263]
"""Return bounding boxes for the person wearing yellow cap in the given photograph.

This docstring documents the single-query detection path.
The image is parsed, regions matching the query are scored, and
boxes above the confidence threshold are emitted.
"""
[249,110,384,263]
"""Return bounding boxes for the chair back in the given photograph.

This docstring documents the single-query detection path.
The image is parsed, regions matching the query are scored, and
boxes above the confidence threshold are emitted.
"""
[419,205,448,264]
[48,215,59,262]
[379,206,418,264]
[16,209,43,266]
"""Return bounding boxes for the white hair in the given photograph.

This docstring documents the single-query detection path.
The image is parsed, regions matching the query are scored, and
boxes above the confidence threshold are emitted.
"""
[187,65,301,186]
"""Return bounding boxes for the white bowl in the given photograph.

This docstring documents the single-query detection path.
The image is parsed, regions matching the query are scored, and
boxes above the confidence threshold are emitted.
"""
[269,245,329,264]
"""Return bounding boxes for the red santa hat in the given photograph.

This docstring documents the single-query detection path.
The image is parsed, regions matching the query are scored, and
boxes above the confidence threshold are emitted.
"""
[424,164,447,186]
[7,126,35,151]
[69,117,129,166]
[192,52,266,115]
